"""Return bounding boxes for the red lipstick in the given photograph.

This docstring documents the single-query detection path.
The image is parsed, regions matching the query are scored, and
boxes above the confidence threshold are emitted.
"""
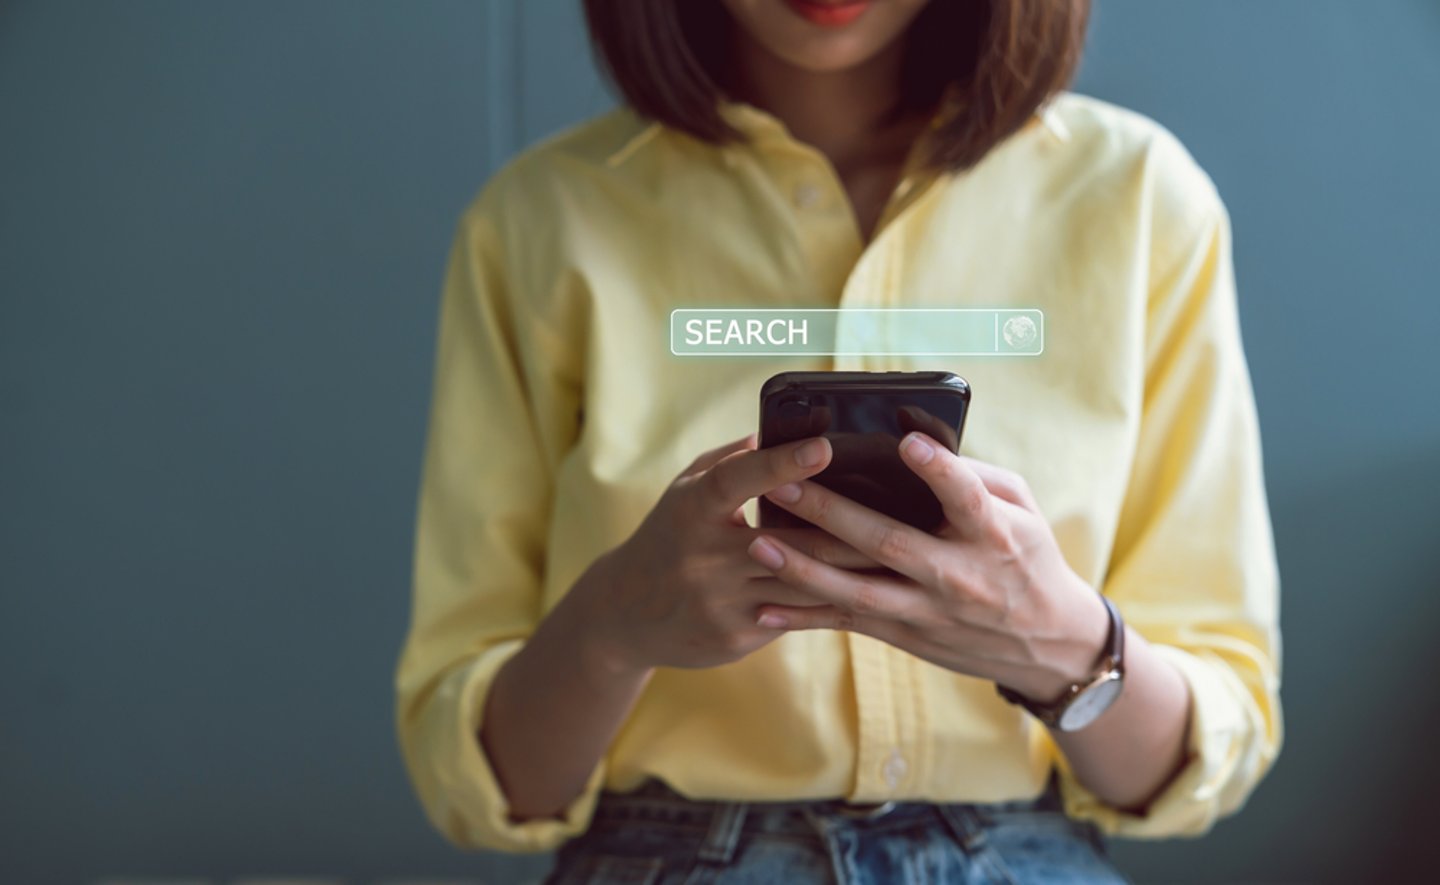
[783,0,872,28]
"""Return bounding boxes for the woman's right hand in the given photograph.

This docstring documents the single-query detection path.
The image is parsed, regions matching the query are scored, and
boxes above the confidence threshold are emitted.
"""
[576,432,872,673]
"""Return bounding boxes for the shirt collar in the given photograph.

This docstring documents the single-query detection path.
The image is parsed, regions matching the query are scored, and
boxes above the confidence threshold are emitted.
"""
[605,89,1071,168]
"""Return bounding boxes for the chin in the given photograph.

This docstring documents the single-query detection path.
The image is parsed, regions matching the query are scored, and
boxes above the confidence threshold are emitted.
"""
[768,34,885,72]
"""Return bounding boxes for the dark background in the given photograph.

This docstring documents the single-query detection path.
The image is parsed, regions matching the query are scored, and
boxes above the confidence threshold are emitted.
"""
[2,1,1438,883]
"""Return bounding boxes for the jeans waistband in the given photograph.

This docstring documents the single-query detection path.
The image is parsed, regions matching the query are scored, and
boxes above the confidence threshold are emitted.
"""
[587,773,1069,866]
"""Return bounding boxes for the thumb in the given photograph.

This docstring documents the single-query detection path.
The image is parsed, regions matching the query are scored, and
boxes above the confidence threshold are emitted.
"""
[681,432,758,478]
[755,604,853,633]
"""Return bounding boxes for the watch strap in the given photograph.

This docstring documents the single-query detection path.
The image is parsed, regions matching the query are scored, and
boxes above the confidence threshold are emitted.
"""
[996,594,1124,727]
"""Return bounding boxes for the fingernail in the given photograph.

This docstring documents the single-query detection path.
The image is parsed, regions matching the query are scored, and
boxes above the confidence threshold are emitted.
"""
[757,612,788,629]
[901,433,934,464]
[795,438,829,467]
[769,482,802,504]
[748,536,785,570]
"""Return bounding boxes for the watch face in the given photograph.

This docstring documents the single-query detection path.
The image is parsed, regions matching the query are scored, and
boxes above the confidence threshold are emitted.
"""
[1058,672,1124,732]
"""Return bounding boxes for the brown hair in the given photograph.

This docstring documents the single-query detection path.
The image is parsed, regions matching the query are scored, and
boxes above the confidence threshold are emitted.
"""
[582,0,1091,173]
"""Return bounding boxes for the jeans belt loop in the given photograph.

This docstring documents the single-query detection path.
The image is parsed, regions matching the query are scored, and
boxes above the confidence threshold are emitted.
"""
[696,800,748,864]
[833,800,898,820]
[936,804,990,853]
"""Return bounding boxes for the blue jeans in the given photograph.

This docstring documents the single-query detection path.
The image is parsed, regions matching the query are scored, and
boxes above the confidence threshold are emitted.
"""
[543,773,1130,884]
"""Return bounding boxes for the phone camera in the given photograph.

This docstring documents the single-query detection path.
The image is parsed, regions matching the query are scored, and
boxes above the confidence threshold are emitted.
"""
[779,398,810,421]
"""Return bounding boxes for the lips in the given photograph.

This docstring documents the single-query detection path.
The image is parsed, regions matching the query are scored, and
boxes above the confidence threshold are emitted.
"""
[782,0,872,28]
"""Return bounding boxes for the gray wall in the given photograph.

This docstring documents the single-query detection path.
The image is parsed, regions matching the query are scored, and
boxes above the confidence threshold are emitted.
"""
[1,1,1437,883]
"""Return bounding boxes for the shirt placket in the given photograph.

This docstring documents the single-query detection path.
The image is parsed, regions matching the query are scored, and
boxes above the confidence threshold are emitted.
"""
[763,133,938,802]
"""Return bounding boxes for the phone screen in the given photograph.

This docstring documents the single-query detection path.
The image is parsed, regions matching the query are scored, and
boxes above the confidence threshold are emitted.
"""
[759,385,968,531]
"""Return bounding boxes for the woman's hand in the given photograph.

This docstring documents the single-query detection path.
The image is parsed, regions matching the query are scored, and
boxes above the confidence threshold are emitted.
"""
[579,432,881,674]
[746,431,1111,703]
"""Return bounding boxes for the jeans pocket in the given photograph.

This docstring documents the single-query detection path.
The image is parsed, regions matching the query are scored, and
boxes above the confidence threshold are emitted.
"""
[981,813,1130,884]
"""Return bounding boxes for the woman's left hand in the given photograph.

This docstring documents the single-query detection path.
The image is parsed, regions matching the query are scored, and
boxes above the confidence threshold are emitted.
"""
[746,431,1111,703]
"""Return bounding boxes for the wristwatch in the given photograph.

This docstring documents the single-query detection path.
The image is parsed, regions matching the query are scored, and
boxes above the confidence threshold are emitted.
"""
[996,595,1126,733]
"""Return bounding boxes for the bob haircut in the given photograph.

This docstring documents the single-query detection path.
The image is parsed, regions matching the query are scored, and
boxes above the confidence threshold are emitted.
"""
[582,0,1091,174]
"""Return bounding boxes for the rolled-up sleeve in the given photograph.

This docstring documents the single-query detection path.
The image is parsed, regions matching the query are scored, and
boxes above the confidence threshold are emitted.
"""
[393,190,604,853]
[1053,180,1283,838]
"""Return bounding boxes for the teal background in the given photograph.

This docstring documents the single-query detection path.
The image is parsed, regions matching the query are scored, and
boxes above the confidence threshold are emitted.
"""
[2,1,1438,882]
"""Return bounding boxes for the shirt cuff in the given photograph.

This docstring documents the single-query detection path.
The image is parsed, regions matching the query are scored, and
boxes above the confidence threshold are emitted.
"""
[1052,643,1273,838]
[418,638,609,853]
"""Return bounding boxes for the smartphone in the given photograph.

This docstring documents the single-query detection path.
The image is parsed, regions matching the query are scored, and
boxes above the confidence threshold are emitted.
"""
[757,371,971,532]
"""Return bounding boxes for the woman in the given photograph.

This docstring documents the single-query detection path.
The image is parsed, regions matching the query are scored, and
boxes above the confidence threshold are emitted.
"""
[395,0,1283,881]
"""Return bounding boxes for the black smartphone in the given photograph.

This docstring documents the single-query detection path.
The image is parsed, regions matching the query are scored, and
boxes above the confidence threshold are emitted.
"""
[757,371,971,532]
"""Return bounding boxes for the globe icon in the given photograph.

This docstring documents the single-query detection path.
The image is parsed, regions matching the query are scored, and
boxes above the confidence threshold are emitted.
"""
[1002,315,1038,349]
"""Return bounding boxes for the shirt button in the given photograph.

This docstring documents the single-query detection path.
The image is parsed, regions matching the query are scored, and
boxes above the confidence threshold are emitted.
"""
[881,748,908,788]
[793,181,824,210]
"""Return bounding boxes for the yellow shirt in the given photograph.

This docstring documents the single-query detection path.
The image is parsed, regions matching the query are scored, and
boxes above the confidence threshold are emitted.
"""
[394,90,1282,853]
